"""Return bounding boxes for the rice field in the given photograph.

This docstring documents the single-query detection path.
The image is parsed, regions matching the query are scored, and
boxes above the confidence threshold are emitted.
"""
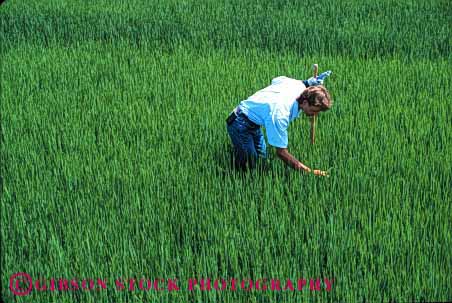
[1,1,451,302]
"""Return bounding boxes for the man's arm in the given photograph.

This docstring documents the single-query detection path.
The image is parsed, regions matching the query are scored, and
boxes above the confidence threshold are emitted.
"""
[276,148,311,172]
[276,148,328,176]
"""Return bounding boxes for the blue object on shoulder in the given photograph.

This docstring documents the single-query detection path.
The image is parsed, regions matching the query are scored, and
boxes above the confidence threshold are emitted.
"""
[304,70,332,86]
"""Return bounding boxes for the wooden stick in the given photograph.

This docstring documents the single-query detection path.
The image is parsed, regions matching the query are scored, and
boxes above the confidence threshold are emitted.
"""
[311,115,316,144]
[310,64,318,145]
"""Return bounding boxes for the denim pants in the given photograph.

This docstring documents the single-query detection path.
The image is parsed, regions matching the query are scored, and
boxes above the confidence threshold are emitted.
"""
[227,113,267,170]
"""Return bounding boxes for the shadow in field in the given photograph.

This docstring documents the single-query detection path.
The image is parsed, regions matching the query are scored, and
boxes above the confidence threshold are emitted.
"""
[211,142,290,181]
[209,144,300,208]
[212,143,259,173]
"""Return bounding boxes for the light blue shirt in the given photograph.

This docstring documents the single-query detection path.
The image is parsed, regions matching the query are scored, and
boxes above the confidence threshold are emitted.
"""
[238,76,306,148]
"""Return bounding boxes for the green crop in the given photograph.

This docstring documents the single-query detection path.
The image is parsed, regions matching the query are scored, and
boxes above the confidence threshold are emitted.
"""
[1,1,451,302]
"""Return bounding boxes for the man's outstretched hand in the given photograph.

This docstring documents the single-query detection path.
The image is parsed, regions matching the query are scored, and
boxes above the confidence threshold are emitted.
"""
[305,70,332,86]
[303,167,330,177]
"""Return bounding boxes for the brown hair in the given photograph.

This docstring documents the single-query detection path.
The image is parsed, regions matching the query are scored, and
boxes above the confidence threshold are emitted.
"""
[298,86,333,111]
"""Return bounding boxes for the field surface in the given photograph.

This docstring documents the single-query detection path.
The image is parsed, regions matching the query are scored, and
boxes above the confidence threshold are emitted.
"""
[1,1,451,302]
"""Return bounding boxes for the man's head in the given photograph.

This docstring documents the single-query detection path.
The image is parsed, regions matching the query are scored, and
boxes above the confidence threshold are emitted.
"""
[297,86,333,116]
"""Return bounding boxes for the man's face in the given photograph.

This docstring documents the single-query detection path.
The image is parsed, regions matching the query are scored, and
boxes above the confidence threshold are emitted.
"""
[303,104,322,117]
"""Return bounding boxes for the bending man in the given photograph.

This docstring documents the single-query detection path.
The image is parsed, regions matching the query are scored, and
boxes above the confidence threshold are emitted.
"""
[226,72,333,176]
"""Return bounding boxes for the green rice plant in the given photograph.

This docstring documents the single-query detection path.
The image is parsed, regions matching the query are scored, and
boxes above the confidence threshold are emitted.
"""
[1,1,451,302]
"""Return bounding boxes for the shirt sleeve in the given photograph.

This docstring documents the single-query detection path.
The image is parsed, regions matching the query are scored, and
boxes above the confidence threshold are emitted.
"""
[265,110,289,148]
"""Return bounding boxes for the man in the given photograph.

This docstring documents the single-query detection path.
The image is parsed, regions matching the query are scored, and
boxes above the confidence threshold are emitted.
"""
[226,71,333,176]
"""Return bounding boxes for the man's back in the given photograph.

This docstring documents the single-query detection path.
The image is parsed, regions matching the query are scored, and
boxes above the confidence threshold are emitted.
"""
[247,76,306,105]
[239,76,306,127]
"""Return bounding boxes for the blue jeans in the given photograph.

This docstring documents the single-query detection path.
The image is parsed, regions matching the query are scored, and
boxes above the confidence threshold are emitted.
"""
[227,113,267,170]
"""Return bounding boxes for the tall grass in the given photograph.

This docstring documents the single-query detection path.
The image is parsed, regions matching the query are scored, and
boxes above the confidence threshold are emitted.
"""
[1,1,451,302]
